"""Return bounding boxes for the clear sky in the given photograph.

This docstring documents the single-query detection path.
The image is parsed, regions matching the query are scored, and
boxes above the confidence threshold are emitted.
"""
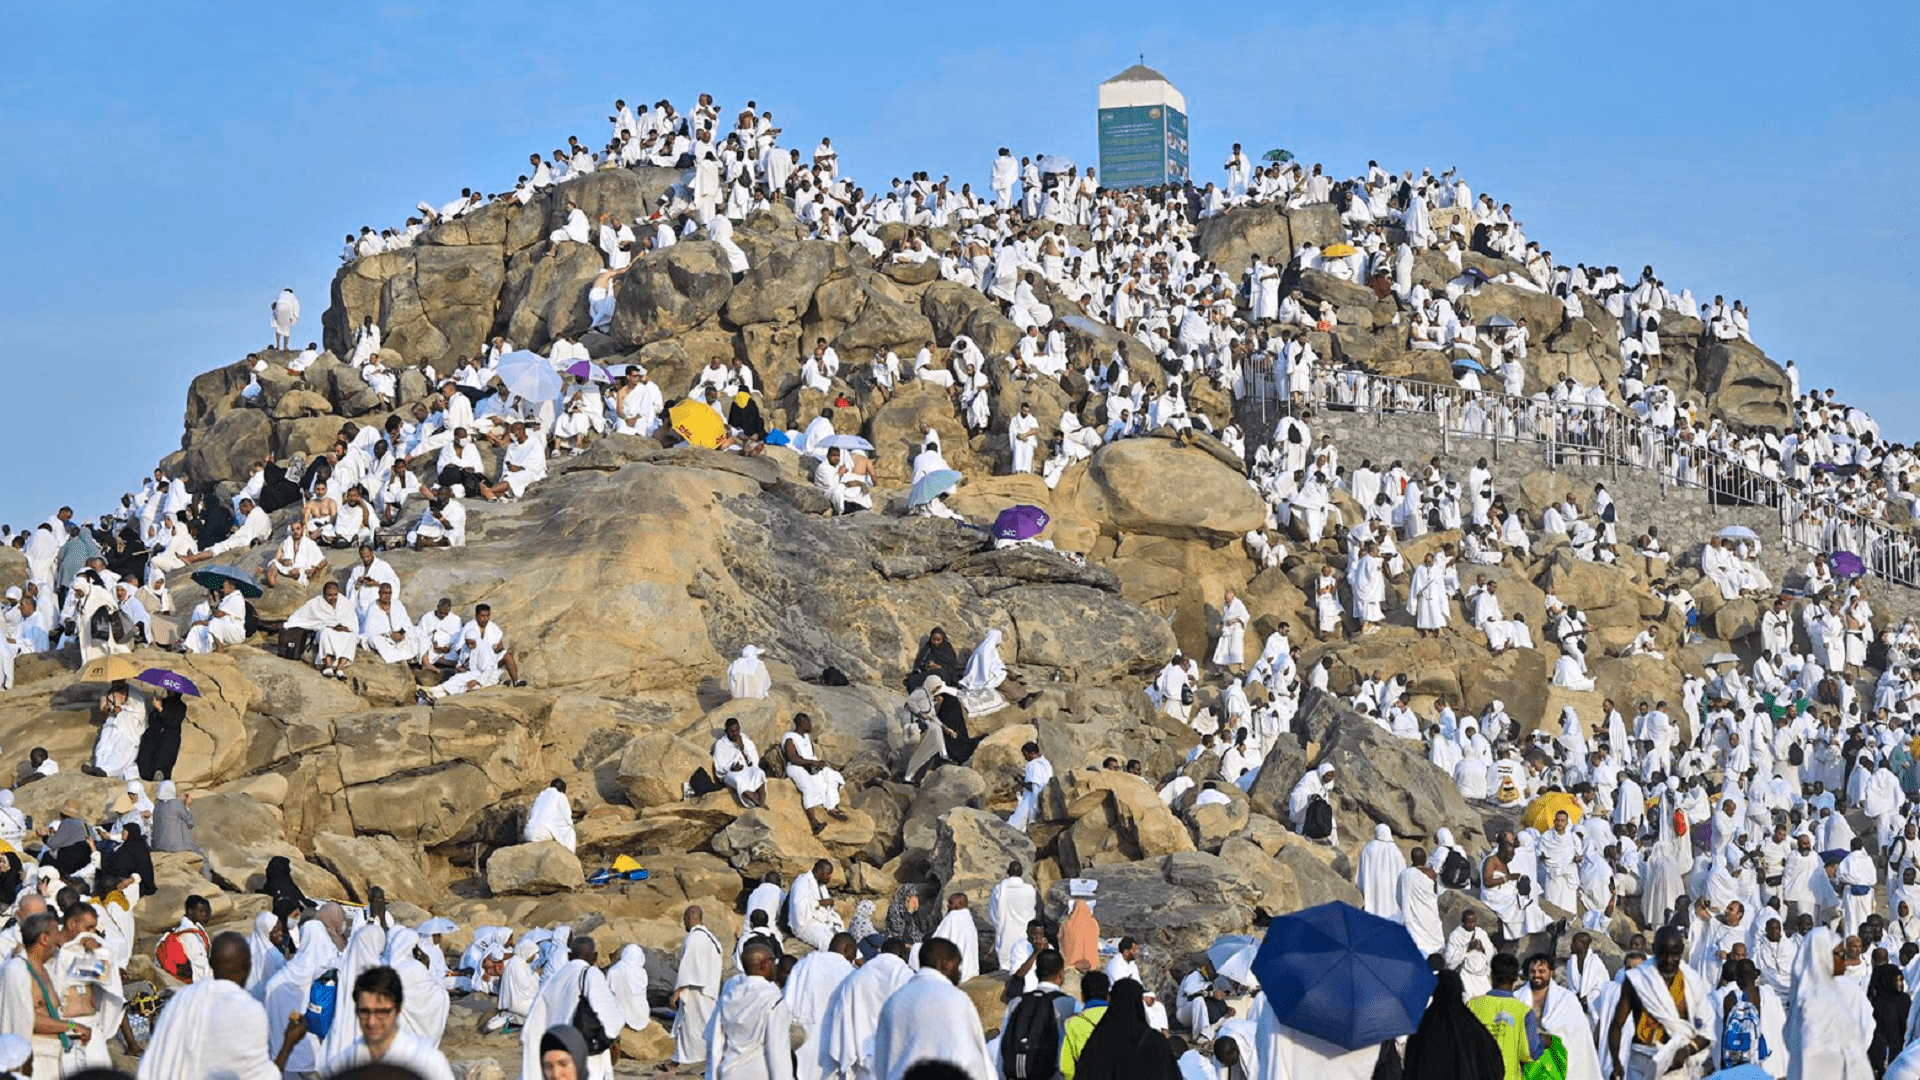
[1,1,1912,526]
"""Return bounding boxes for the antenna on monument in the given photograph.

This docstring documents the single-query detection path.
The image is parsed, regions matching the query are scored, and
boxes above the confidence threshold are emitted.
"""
[1139,52,1145,65]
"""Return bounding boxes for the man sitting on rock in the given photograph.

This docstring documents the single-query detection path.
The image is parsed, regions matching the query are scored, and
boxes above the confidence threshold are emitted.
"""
[787,859,845,951]
[263,520,328,588]
[713,718,767,808]
[813,447,872,516]
[782,713,849,835]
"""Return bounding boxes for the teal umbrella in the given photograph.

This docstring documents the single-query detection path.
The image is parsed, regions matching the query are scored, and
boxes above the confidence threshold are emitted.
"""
[190,564,262,599]
[908,470,963,509]
[1263,149,1294,163]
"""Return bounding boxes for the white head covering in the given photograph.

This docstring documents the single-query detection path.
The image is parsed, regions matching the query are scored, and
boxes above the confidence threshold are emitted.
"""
[960,629,1008,692]
[607,943,652,1031]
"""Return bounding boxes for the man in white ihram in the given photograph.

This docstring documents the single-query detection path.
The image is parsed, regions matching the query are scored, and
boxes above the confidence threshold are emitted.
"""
[271,288,300,350]
[670,905,725,1067]
[521,935,622,1080]
[788,860,846,951]
[989,863,1039,970]
[522,779,576,852]
[706,939,795,1079]
[871,937,993,1080]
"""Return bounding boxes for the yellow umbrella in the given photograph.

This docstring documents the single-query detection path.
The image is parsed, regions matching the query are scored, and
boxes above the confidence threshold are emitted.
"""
[668,399,725,449]
[1321,243,1359,257]
[80,654,142,682]
[1521,791,1583,832]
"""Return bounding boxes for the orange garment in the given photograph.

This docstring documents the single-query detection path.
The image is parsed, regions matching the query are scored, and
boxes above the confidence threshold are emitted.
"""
[1060,899,1101,971]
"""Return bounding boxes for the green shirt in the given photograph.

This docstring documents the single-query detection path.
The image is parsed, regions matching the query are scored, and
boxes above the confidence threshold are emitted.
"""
[1469,992,1536,1080]
[1058,1003,1107,1079]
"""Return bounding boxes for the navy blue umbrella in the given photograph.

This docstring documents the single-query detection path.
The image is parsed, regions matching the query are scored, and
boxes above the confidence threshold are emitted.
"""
[1251,900,1436,1050]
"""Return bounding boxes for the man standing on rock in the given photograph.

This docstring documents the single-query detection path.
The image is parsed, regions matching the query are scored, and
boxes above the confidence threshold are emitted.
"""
[271,288,300,350]
[783,932,855,1080]
[989,863,1039,971]
[672,905,725,1066]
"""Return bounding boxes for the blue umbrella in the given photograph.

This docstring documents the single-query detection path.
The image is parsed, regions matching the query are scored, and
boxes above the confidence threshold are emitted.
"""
[820,433,875,453]
[136,668,200,697]
[992,505,1050,541]
[1251,900,1436,1050]
[1483,315,1517,328]
[1450,358,1486,374]
[908,470,963,509]
[190,564,263,599]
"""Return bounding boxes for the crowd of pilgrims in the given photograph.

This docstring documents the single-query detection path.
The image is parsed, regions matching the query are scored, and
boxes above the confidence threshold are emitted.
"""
[0,90,1911,1079]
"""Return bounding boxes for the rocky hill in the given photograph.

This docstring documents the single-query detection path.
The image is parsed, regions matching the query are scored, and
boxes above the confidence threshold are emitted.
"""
[2,161,1896,1071]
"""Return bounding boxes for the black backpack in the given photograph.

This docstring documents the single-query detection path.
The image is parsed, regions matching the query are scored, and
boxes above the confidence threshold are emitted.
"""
[88,606,116,643]
[573,982,614,1055]
[1787,742,1805,767]
[1439,848,1472,890]
[1001,988,1065,1080]
[1302,795,1334,840]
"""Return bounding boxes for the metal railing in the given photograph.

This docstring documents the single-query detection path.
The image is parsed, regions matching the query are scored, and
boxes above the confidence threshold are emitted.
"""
[1237,365,1919,588]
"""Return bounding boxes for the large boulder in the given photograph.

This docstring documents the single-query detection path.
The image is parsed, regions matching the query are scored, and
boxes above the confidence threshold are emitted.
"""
[1194,205,1292,280]
[1294,689,1487,849]
[311,832,440,908]
[933,807,1036,902]
[185,409,272,485]
[999,584,1177,683]
[608,242,734,346]
[498,242,605,351]
[1078,440,1266,541]
[486,841,585,896]
[1694,339,1792,430]
[725,240,851,326]
[380,244,509,369]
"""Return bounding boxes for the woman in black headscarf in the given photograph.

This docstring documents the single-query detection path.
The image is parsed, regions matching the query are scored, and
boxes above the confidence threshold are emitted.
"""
[906,627,964,692]
[1402,968,1504,1080]
[537,1024,589,1080]
[259,854,310,911]
[1869,960,1910,1074]
[1074,977,1180,1079]
[137,689,187,781]
[883,882,937,944]
[0,852,22,901]
[99,822,155,898]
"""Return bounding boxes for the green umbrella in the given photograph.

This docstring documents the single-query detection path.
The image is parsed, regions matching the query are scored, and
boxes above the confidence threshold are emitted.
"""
[1263,149,1294,163]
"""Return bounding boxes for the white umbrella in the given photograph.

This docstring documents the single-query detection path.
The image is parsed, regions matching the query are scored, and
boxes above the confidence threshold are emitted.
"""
[1706,653,1740,665]
[1716,525,1758,541]
[496,350,563,403]
[1217,942,1259,986]
[820,434,874,452]
[1038,155,1076,173]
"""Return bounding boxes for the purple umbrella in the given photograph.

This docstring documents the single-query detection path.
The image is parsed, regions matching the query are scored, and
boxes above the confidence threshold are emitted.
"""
[564,360,614,384]
[1829,550,1866,579]
[136,668,200,697]
[992,505,1050,541]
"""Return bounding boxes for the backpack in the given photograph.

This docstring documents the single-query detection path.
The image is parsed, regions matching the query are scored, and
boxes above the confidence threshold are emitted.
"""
[1000,988,1066,1080]
[819,666,851,686]
[304,969,340,1039]
[87,606,116,643]
[573,981,615,1056]
[1439,848,1473,890]
[1720,997,1762,1065]
[1787,743,1805,767]
[760,744,788,781]
[153,926,210,982]
[1302,795,1334,840]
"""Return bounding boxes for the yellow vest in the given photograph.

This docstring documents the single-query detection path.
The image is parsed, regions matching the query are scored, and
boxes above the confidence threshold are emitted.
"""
[1469,993,1535,1080]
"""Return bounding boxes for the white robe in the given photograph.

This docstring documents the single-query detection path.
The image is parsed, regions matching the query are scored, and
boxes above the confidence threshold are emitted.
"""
[672,926,726,1064]
[869,967,994,1080]
[522,959,622,1080]
[323,1027,455,1080]
[1356,826,1405,919]
[988,876,1039,969]
[729,648,772,699]
[788,873,845,952]
[931,908,981,982]
[707,974,795,1080]
[783,732,845,811]
[1396,867,1445,957]
[522,786,577,851]
[783,950,854,1080]
[818,953,912,1079]
[287,593,359,663]
[1212,596,1250,667]
[716,735,767,800]
[137,977,282,1080]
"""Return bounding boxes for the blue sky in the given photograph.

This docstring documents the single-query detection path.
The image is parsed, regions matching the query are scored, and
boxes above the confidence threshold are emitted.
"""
[1,2,1913,526]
